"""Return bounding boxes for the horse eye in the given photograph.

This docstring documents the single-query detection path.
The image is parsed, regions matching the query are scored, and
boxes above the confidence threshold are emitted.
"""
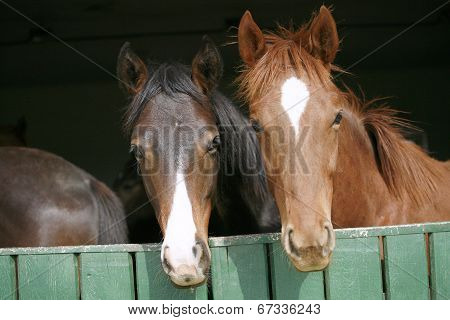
[251,119,263,133]
[208,135,221,154]
[130,144,144,161]
[333,110,343,126]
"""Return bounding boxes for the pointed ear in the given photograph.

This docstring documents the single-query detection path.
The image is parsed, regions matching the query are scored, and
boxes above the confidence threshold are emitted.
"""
[308,6,339,64]
[238,11,266,66]
[116,42,148,96]
[191,35,223,94]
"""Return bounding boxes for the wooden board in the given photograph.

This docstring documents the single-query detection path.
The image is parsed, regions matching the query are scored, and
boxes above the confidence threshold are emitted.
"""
[383,234,429,299]
[0,221,448,256]
[268,242,325,299]
[0,255,16,300]
[80,252,134,300]
[135,251,207,300]
[429,232,449,299]
[17,254,79,300]
[211,244,270,300]
[325,237,383,299]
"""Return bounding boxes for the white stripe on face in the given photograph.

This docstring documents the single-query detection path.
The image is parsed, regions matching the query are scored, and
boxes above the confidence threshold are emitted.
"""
[281,77,310,136]
[161,172,198,267]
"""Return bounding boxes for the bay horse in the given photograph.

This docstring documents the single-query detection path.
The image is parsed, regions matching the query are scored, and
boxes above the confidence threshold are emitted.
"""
[117,36,279,286]
[0,117,27,146]
[237,6,450,271]
[0,147,128,247]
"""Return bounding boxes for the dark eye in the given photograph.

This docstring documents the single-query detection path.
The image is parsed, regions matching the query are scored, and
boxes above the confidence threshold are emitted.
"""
[250,119,263,133]
[130,144,144,161]
[208,135,221,154]
[332,110,343,126]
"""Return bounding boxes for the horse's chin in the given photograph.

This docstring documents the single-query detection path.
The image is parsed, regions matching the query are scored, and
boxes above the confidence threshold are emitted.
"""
[288,254,332,272]
[169,273,207,288]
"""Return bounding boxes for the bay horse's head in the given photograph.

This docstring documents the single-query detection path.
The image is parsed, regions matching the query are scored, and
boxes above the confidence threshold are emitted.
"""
[117,37,223,286]
[237,6,341,271]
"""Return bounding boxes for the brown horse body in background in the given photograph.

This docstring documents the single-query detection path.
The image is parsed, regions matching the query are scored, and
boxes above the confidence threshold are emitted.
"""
[0,147,128,247]
[237,7,450,271]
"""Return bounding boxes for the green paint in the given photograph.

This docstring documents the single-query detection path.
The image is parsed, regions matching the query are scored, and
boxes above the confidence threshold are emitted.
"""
[211,244,269,299]
[383,233,429,299]
[429,232,449,299]
[269,242,325,299]
[135,251,207,300]
[18,254,78,300]
[325,237,383,299]
[80,252,134,300]
[0,255,16,300]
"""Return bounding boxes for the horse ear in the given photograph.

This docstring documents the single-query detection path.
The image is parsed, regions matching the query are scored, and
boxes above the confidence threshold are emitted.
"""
[308,6,339,65]
[117,42,148,96]
[191,35,223,94]
[238,11,266,66]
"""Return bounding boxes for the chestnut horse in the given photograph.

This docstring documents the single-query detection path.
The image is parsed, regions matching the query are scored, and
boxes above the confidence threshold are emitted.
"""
[237,6,450,271]
[0,147,128,247]
[117,36,279,286]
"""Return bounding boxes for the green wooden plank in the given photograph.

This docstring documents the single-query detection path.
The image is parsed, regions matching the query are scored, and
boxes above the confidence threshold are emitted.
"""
[80,252,134,300]
[211,244,269,299]
[268,242,325,299]
[135,251,207,300]
[335,221,450,239]
[0,222,449,257]
[325,237,383,300]
[0,256,16,300]
[429,232,450,299]
[0,243,161,256]
[17,254,78,300]
[383,233,429,299]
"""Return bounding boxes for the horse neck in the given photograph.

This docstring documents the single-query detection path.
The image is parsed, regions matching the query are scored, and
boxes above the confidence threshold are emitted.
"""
[332,109,450,227]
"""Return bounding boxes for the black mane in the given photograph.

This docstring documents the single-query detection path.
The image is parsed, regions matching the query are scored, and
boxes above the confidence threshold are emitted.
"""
[122,61,280,233]
[122,62,206,135]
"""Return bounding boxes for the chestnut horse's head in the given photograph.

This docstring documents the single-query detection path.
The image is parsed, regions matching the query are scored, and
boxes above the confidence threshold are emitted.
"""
[237,6,341,271]
[117,37,224,286]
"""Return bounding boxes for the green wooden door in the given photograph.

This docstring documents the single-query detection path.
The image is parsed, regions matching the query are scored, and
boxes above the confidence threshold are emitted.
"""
[135,251,207,299]
[325,237,383,299]
[269,242,325,299]
[18,254,79,300]
[80,252,134,299]
[211,244,270,299]
[383,234,429,299]
[0,255,16,300]
[429,232,449,299]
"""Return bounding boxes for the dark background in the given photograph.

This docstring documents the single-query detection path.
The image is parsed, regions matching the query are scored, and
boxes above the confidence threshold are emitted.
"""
[1,0,449,186]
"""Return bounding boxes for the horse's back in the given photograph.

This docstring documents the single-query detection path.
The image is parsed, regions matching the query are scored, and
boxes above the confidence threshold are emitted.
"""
[0,147,125,247]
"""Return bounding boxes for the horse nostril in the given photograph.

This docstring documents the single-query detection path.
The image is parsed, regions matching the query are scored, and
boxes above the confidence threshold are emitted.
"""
[321,223,334,256]
[287,228,300,257]
[193,241,203,259]
[288,228,294,238]
[162,247,173,273]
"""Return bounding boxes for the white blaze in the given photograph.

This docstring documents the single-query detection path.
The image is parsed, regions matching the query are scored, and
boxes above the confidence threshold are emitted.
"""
[161,172,198,266]
[281,77,310,136]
